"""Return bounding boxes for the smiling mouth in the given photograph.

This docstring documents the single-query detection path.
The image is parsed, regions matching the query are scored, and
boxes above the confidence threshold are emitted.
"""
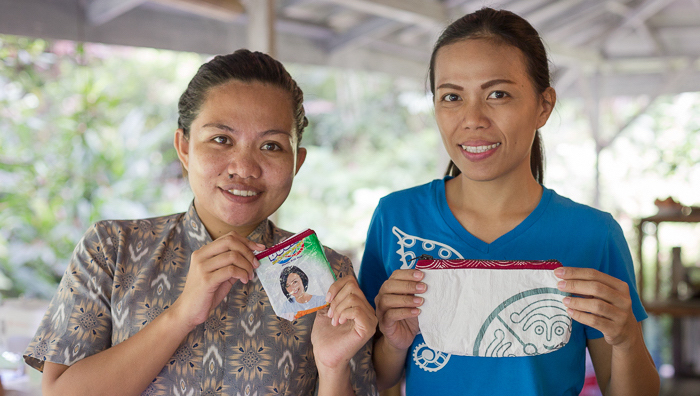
[461,142,501,153]
[227,189,259,197]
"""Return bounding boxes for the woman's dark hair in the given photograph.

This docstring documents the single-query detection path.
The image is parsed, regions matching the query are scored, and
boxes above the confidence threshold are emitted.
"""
[177,49,308,143]
[280,266,309,302]
[429,8,550,184]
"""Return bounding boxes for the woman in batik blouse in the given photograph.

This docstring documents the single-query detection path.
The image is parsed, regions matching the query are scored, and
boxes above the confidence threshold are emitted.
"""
[24,49,378,396]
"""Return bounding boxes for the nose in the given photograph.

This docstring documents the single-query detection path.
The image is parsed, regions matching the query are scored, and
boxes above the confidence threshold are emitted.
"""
[226,145,262,179]
[460,101,490,130]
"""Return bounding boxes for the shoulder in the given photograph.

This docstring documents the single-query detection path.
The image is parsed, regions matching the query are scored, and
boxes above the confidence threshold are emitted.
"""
[86,212,186,254]
[322,245,355,279]
[379,179,440,205]
[545,188,615,230]
[91,212,185,235]
[373,179,443,220]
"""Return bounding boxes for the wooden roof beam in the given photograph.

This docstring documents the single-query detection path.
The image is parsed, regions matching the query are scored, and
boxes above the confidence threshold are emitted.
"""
[150,0,244,22]
[87,0,146,25]
[88,0,244,25]
[318,0,447,28]
[325,16,400,53]
[608,0,678,36]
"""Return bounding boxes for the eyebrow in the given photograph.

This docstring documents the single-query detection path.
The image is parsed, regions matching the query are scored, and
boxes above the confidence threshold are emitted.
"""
[436,83,463,91]
[202,123,292,138]
[202,123,234,131]
[435,79,516,91]
[480,79,516,89]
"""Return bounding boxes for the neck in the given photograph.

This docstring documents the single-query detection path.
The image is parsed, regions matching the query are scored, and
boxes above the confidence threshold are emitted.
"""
[296,293,310,303]
[447,168,542,216]
[445,170,543,244]
[193,200,261,240]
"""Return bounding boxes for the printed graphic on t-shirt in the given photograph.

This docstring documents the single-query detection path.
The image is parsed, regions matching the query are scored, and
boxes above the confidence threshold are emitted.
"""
[392,227,463,269]
[392,226,456,372]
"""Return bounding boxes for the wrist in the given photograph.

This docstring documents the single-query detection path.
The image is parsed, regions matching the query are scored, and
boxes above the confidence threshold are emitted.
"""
[611,324,645,354]
[165,299,199,335]
[379,334,409,358]
[317,362,352,396]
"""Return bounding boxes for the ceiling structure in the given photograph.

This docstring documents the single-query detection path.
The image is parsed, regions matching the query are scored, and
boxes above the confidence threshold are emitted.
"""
[1,0,699,100]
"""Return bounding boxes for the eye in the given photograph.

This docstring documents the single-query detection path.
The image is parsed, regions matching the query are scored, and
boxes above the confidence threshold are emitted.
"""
[487,91,509,99]
[212,136,230,144]
[441,93,461,102]
[262,142,282,151]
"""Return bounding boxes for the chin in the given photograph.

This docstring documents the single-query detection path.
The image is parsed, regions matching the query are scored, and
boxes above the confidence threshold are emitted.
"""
[222,213,267,228]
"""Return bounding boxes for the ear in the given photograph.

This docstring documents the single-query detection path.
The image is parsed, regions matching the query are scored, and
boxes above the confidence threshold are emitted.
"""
[295,147,307,175]
[537,87,557,129]
[174,129,190,173]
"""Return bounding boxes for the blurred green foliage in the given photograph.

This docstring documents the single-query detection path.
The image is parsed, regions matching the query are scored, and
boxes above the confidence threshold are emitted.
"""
[0,36,203,298]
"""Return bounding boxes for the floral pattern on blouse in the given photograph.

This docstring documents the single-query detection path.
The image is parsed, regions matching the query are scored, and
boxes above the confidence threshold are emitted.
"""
[24,203,377,396]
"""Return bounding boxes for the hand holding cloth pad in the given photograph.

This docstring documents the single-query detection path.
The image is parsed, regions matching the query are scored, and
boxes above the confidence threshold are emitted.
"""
[416,259,571,357]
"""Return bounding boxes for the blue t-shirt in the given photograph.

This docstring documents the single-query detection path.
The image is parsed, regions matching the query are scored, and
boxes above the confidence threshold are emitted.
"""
[358,178,646,396]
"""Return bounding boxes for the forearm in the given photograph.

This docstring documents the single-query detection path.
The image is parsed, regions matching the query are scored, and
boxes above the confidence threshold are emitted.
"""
[373,335,408,391]
[605,327,660,396]
[317,364,355,396]
[43,307,193,396]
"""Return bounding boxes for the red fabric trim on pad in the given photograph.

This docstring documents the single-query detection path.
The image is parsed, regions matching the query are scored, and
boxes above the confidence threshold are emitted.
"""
[415,259,562,270]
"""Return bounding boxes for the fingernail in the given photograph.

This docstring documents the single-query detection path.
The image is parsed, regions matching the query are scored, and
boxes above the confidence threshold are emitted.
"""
[411,308,420,315]
[416,283,426,292]
[563,297,571,306]
[253,258,260,268]
[554,267,565,277]
[413,271,424,280]
[567,308,574,316]
[413,297,423,305]
[327,307,333,317]
[557,281,566,290]
[325,292,331,303]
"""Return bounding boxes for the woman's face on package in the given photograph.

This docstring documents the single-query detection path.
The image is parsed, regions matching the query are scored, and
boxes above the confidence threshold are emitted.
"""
[175,80,306,238]
[285,273,304,299]
[433,39,554,183]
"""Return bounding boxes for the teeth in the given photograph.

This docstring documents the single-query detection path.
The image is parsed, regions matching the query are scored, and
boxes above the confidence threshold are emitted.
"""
[229,189,258,197]
[461,142,500,153]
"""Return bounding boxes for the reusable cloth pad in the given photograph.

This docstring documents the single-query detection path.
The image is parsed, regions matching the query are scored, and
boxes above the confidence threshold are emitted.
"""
[416,259,571,357]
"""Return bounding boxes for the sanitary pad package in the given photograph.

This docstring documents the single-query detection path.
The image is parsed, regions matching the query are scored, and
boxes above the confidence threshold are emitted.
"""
[255,229,336,321]
[416,258,571,357]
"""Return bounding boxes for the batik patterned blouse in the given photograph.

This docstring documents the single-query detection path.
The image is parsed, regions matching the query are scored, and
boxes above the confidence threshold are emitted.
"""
[24,203,377,396]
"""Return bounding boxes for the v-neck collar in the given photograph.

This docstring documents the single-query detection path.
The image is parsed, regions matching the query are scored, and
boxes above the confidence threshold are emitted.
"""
[435,177,552,254]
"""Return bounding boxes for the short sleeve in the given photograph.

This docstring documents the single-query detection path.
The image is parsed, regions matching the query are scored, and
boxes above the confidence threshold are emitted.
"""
[584,215,647,340]
[358,201,389,310]
[23,222,116,371]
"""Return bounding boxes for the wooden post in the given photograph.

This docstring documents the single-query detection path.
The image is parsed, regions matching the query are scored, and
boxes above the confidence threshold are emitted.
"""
[246,0,276,57]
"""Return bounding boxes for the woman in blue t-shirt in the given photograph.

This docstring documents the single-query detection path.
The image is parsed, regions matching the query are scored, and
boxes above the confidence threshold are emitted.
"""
[359,7,660,396]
